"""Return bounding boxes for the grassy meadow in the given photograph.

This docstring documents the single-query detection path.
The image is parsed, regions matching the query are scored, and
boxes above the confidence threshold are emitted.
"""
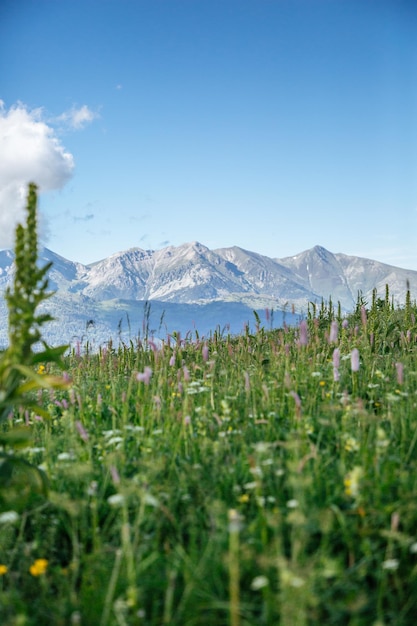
[2,291,417,625]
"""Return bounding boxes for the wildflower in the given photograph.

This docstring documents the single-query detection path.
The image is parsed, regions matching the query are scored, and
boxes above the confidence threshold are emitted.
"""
[87,481,98,496]
[299,320,308,346]
[253,441,271,453]
[344,466,363,498]
[329,320,338,343]
[0,564,8,575]
[107,494,125,507]
[106,436,123,446]
[57,452,75,462]
[351,348,360,372]
[238,493,250,503]
[75,420,89,442]
[251,575,269,590]
[110,465,121,485]
[202,344,209,362]
[243,481,258,490]
[396,362,404,385]
[286,499,299,509]
[319,380,326,387]
[147,340,158,353]
[342,319,349,329]
[29,558,48,576]
[376,427,389,449]
[343,435,359,452]
[290,391,301,411]
[228,509,242,532]
[382,559,399,571]
[144,493,159,507]
[0,511,19,525]
[37,364,46,375]
[136,367,152,384]
[169,354,176,366]
[361,306,367,327]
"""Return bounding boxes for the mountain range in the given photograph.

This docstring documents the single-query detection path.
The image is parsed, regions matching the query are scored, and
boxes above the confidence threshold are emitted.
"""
[0,242,415,348]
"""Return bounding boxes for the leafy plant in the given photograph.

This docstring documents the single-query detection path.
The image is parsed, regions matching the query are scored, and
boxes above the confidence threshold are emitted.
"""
[0,183,69,508]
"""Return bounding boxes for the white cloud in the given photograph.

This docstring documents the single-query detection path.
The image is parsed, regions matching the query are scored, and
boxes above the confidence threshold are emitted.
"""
[57,104,99,130]
[0,101,75,248]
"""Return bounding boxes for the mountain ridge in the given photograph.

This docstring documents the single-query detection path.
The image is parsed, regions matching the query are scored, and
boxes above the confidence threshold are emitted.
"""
[1,242,416,347]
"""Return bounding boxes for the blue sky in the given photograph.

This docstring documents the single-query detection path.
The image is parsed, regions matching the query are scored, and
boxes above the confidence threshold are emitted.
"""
[1,0,416,268]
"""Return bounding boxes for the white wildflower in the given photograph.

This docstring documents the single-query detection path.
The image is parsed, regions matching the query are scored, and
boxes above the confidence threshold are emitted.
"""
[250,575,269,590]
[286,499,299,509]
[107,494,125,507]
[0,511,19,525]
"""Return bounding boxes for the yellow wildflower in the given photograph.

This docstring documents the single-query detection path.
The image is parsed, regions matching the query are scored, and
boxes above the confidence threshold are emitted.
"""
[29,558,48,576]
[319,380,326,387]
[238,493,250,503]
[37,364,46,374]
[344,466,363,499]
[0,564,8,575]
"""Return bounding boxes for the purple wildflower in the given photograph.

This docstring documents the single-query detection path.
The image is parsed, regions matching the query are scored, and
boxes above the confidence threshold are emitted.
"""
[136,366,152,384]
[110,465,120,486]
[396,362,404,385]
[148,340,158,353]
[333,356,340,381]
[329,321,338,344]
[75,420,89,442]
[351,348,360,372]
[290,390,301,408]
[299,320,308,346]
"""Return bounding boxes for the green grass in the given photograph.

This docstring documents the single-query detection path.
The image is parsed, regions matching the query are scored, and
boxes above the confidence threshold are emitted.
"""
[2,296,417,625]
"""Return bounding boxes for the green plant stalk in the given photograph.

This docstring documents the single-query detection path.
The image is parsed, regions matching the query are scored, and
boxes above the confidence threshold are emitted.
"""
[228,509,241,626]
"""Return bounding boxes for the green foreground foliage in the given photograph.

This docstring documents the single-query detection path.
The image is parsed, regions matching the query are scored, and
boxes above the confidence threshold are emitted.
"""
[2,188,417,625]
